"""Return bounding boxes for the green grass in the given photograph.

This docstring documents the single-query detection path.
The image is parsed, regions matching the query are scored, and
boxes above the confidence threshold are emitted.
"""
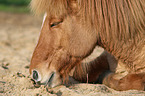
[0,0,30,6]
[0,4,30,13]
[0,0,30,13]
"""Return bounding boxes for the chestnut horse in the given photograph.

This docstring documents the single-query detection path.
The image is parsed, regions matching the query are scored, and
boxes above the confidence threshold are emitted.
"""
[29,0,145,91]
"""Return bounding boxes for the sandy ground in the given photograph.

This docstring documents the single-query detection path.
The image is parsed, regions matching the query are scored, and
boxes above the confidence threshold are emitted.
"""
[0,12,145,96]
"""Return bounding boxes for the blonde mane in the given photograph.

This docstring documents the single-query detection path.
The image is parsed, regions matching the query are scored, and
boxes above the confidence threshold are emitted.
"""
[31,0,68,16]
[31,0,145,35]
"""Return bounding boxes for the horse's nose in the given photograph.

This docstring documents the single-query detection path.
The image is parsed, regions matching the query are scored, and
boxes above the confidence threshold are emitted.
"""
[32,70,40,81]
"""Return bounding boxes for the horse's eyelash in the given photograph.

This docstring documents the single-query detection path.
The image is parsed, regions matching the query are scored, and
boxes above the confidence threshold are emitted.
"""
[50,22,59,27]
[50,21,62,27]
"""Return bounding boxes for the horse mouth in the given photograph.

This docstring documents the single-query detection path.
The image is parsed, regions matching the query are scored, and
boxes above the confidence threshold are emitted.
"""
[31,79,41,88]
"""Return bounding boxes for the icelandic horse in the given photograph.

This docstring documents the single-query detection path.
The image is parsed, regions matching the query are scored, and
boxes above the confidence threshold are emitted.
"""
[29,0,145,91]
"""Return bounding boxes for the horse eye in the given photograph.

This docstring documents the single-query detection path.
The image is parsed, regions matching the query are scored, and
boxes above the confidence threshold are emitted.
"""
[50,21,62,28]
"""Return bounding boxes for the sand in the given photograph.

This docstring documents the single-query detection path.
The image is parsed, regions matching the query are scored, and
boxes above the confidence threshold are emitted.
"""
[0,12,145,96]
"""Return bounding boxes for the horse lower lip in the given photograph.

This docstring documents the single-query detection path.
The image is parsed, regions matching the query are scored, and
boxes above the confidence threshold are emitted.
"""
[31,79,41,88]
[34,83,41,88]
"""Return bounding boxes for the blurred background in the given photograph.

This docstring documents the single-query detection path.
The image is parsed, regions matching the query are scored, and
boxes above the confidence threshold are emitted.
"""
[0,0,44,95]
[0,0,30,13]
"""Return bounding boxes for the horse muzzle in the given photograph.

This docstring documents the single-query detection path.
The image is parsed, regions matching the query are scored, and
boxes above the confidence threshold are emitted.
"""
[31,69,62,88]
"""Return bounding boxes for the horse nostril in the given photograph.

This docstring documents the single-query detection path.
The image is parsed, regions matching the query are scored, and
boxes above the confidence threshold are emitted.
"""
[33,70,39,81]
